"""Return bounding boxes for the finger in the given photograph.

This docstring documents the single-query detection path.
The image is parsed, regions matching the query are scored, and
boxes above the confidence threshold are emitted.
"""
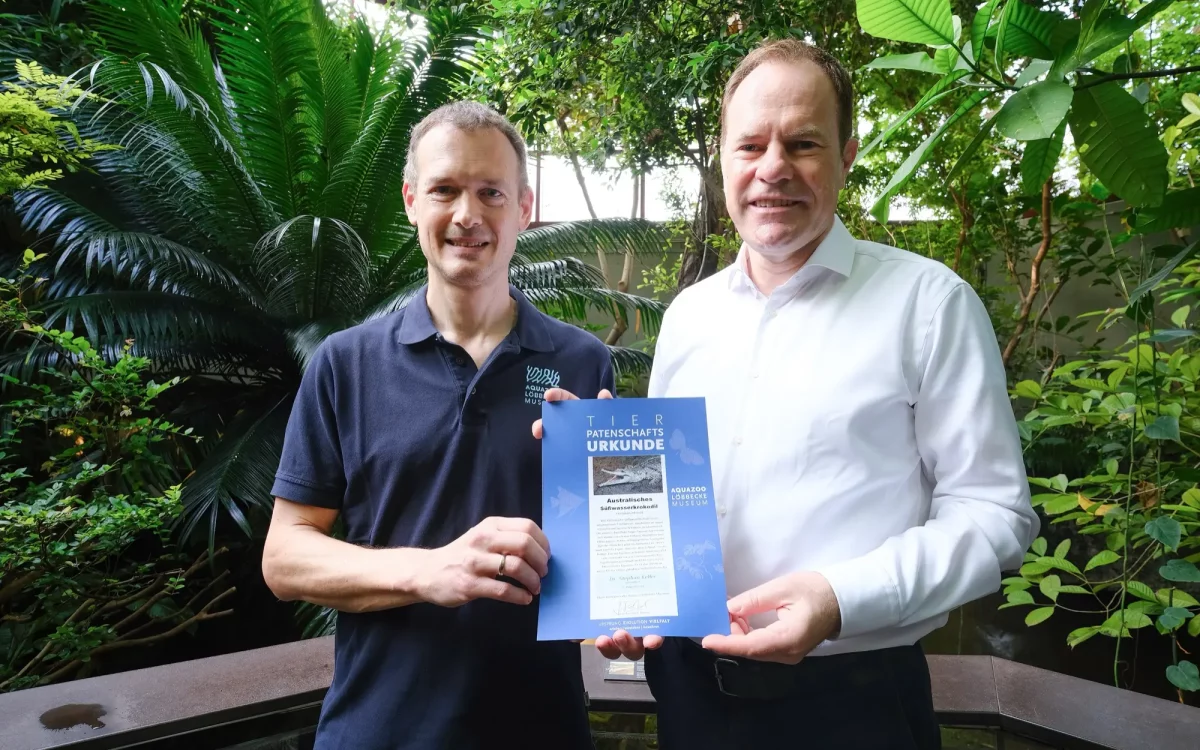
[543,388,579,403]
[595,635,623,660]
[473,577,535,606]
[474,550,543,595]
[613,629,645,660]
[702,624,797,663]
[597,389,613,400]
[730,617,750,636]
[643,634,664,650]
[726,577,794,619]
[532,417,543,440]
[491,520,552,562]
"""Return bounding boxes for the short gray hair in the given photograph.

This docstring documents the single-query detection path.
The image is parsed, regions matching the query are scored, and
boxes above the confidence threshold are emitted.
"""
[403,101,529,190]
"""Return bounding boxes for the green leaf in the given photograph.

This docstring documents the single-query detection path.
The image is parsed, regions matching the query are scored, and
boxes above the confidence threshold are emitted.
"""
[870,90,992,222]
[946,109,999,182]
[1190,616,1200,638]
[1058,585,1090,595]
[996,81,1073,141]
[1104,458,1118,477]
[1126,581,1157,603]
[1184,93,1200,116]
[1157,590,1200,608]
[994,0,1061,65]
[1031,537,1048,556]
[1086,550,1120,571]
[1171,306,1191,328]
[1039,556,1082,577]
[1007,589,1036,606]
[1026,606,1055,626]
[1161,559,1200,583]
[1183,488,1200,510]
[1014,379,1042,399]
[1145,517,1182,551]
[1069,82,1168,208]
[1020,562,1052,577]
[971,0,1002,54]
[1020,121,1066,195]
[855,0,956,46]
[1144,416,1180,441]
[861,52,943,74]
[1131,188,1200,235]
[1067,625,1101,647]
[1045,494,1080,514]
[1102,609,1153,631]
[860,70,970,158]
[1054,540,1071,559]
[1127,241,1200,320]
[1039,574,1061,601]
[1166,661,1200,692]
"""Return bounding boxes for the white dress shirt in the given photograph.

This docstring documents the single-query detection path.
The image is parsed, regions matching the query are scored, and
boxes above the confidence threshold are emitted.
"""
[648,215,1040,656]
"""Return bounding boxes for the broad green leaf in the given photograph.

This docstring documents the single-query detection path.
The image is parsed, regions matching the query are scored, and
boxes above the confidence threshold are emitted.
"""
[1085,550,1120,571]
[1031,537,1048,556]
[1054,540,1071,559]
[994,0,1061,69]
[934,44,972,73]
[1020,562,1052,577]
[1143,416,1180,441]
[1126,580,1157,602]
[1102,609,1152,631]
[946,109,999,182]
[870,90,992,222]
[1104,458,1118,477]
[1069,83,1168,208]
[1026,606,1055,626]
[971,0,1002,54]
[1067,625,1101,647]
[1161,559,1200,583]
[1157,590,1200,608]
[1004,578,1033,591]
[1013,59,1052,88]
[1127,241,1200,318]
[1183,488,1200,510]
[860,70,970,157]
[861,52,943,74]
[1190,616,1200,638]
[1021,121,1066,194]
[1014,379,1042,399]
[1052,0,1173,79]
[1051,474,1068,492]
[1058,585,1089,595]
[1131,188,1200,235]
[855,0,956,46]
[1166,661,1200,692]
[1039,556,1082,577]
[1044,494,1080,514]
[1007,589,1035,605]
[996,82,1073,141]
[1183,93,1200,116]
[1145,517,1182,551]
[1171,307,1190,328]
[1039,574,1061,601]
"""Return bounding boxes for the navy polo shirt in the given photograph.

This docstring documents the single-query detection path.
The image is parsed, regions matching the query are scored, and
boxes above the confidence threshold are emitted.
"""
[271,284,614,750]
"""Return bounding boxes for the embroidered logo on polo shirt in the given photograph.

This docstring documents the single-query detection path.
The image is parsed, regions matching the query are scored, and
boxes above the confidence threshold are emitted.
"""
[524,365,560,405]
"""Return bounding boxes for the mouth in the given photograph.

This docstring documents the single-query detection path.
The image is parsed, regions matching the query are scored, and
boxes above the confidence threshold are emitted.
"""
[749,198,801,209]
[445,237,490,249]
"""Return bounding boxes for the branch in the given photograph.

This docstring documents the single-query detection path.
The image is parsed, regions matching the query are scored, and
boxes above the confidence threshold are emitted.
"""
[1003,180,1054,366]
[0,599,94,691]
[1078,65,1200,89]
[0,570,41,608]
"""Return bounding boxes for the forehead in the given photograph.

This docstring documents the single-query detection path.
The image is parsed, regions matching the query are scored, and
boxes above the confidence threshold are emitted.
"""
[725,59,838,134]
[413,124,520,185]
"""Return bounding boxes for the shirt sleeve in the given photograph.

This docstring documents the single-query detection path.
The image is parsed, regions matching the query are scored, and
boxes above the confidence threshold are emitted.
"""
[270,343,347,509]
[813,282,1040,640]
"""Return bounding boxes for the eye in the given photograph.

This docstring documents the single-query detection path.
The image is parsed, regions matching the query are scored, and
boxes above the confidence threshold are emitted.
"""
[792,140,818,151]
[430,185,456,197]
[481,188,505,202]
[737,143,762,152]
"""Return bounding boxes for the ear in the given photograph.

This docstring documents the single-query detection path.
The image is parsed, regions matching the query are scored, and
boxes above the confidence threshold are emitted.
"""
[840,138,859,184]
[402,180,417,225]
[518,185,534,230]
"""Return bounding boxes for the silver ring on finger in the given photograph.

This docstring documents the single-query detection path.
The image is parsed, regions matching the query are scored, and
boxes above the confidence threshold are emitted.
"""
[496,553,507,579]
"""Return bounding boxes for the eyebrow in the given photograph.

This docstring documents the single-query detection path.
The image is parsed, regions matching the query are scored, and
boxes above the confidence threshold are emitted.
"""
[424,175,509,188]
[734,125,827,142]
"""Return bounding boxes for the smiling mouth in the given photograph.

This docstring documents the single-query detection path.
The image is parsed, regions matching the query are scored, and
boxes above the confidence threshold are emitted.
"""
[446,238,490,248]
[750,199,801,208]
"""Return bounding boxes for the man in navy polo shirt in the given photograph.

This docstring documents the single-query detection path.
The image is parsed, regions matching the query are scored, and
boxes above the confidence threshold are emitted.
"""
[262,101,613,749]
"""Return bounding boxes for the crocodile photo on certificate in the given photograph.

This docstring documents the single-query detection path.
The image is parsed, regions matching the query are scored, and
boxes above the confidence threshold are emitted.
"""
[536,396,728,641]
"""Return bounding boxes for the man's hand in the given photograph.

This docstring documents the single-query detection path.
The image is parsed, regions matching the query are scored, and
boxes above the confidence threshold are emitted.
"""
[531,387,613,439]
[595,630,663,660]
[415,516,551,608]
[701,571,841,665]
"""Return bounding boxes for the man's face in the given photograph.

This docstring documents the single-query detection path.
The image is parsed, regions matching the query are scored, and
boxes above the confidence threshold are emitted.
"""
[720,60,857,262]
[403,124,533,288]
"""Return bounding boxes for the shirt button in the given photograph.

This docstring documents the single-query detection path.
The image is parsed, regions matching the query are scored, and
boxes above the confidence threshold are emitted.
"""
[471,387,477,395]
[732,436,742,446]
[718,505,727,516]
[751,371,759,379]
[455,356,465,366]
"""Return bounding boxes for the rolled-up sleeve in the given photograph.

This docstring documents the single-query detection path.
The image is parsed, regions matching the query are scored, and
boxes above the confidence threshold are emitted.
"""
[815,283,1040,640]
[271,343,346,509]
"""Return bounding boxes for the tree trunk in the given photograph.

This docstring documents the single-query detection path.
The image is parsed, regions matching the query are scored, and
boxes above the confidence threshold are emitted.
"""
[604,171,639,346]
[1002,180,1054,366]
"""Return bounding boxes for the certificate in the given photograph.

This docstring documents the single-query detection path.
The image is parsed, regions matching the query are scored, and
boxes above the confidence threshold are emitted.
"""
[537,396,729,641]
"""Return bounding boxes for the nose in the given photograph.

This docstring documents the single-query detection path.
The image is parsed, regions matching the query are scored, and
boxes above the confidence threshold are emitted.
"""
[453,193,483,229]
[755,139,794,184]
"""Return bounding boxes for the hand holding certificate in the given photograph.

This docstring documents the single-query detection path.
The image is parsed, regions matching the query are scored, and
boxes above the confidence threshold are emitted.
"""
[532,389,729,644]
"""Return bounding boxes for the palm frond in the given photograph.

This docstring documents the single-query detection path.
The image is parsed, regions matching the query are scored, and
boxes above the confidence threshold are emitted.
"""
[509,257,606,290]
[307,0,360,185]
[252,215,372,321]
[175,393,295,550]
[358,272,428,324]
[514,219,670,264]
[606,344,654,382]
[207,0,321,217]
[522,286,665,336]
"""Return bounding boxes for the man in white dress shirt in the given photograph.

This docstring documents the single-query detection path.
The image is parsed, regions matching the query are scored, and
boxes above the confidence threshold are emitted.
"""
[536,38,1039,748]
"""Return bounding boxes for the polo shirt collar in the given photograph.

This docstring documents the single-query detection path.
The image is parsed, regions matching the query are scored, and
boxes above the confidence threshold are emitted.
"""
[397,283,555,352]
[728,214,856,294]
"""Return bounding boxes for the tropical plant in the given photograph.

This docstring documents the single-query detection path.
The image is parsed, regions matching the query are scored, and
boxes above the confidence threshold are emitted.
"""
[9,0,667,548]
[852,0,1196,225]
[1,261,228,691]
[1006,239,1200,699]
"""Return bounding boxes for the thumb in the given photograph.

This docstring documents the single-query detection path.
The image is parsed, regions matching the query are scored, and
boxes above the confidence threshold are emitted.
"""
[726,577,794,619]
[598,389,613,400]
[543,388,579,403]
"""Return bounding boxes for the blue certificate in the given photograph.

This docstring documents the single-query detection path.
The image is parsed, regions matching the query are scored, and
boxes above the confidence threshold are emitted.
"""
[537,396,729,641]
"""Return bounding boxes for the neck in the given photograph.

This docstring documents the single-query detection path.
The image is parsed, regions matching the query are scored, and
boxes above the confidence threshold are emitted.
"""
[744,222,833,297]
[425,274,515,359]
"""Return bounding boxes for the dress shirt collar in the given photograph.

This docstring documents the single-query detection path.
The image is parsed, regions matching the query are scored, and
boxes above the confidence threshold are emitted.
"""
[727,215,856,297]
